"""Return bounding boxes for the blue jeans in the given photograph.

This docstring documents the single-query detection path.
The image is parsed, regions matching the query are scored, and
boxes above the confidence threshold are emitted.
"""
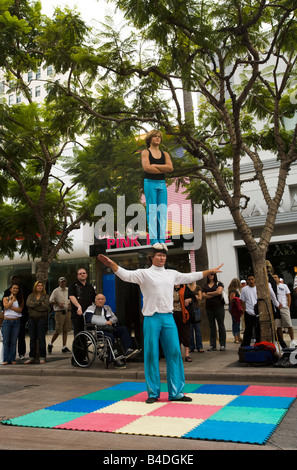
[2,318,21,363]
[143,313,185,400]
[144,179,167,244]
[231,315,241,337]
[190,312,203,350]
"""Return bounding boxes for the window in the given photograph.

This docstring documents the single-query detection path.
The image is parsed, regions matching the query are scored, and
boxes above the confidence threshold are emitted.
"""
[8,94,14,105]
[36,68,41,80]
[289,184,297,211]
[47,65,53,76]
[16,94,22,104]
[35,86,41,97]
[28,71,33,82]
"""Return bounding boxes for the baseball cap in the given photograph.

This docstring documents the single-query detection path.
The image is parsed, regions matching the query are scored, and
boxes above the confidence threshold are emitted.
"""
[58,277,66,282]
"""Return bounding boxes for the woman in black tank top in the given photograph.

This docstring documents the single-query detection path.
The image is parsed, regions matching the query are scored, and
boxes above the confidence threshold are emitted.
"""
[141,130,173,250]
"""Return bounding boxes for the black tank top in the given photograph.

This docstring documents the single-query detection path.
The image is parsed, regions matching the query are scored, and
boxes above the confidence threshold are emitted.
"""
[143,149,166,180]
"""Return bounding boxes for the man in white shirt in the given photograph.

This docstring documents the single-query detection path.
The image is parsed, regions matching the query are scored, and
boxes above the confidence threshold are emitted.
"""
[240,273,281,346]
[273,274,294,342]
[98,250,223,404]
[48,277,72,354]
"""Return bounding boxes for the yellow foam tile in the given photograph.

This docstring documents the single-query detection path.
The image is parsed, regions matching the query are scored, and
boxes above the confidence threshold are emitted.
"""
[114,415,204,438]
[94,401,166,416]
[186,393,237,406]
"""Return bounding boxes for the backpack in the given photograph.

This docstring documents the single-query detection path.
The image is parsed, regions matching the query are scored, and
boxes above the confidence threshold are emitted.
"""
[238,341,277,366]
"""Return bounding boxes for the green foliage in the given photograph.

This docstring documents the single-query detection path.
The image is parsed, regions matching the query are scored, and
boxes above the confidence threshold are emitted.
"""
[1,0,297,272]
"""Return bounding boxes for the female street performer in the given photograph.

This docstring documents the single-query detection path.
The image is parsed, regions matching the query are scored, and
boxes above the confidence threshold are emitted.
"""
[141,130,173,251]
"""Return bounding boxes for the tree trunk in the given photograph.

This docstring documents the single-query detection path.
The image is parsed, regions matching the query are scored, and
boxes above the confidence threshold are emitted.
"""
[36,259,50,284]
[250,249,275,342]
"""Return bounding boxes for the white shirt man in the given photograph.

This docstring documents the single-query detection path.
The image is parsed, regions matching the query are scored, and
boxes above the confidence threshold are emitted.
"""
[48,277,72,353]
[240,274,280,346]
[273,274,294,341]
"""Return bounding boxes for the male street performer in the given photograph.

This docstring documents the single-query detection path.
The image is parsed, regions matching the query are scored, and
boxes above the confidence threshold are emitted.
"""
[98,250,223,403]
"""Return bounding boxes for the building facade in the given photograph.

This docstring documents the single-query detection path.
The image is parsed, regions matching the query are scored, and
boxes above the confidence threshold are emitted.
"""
[1,65,297,333]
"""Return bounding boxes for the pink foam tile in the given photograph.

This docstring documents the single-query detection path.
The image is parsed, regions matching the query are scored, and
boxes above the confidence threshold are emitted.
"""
[243,385,297,398]
[54,412,140,432]
[147,403,222,419]
[123,391,168,402]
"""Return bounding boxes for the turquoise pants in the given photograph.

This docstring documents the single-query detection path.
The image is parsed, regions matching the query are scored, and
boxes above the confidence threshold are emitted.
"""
[143,313,185,400]
[144,178,167,244]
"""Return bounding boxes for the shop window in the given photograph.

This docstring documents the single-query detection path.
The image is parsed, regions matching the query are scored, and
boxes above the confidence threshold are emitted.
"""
[289,184,297,211]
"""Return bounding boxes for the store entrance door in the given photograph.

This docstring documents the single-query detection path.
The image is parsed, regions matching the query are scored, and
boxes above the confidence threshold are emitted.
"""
[115,276,143,348]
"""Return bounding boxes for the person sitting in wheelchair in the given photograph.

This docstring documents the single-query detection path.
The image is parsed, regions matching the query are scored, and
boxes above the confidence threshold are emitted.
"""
[84,293,139,360]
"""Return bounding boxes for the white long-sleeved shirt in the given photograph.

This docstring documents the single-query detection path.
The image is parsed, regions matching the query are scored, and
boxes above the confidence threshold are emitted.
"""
[116,265,203,316]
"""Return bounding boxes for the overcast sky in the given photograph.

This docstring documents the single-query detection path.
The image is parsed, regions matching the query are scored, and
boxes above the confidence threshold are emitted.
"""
[41,0,122,25]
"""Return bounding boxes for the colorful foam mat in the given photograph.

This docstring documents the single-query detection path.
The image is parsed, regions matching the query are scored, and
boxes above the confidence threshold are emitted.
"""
[2,382,297,445]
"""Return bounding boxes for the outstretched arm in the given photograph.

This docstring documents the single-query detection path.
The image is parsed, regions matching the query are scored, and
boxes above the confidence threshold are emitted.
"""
[202,264,224,278]
[98,254,119,273]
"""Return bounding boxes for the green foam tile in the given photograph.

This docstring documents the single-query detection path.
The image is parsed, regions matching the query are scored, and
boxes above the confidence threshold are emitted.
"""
[160,383,204,393]
[208,406,288,425]
[80,390,138,401]
[3,409,86,428]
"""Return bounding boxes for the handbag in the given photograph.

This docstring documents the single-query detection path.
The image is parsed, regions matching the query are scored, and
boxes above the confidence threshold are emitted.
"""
[190,308,201,324]
[221,290,229,305]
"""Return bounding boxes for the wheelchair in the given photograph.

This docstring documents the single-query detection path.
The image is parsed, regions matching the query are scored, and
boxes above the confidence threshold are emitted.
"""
[72,323,124,368]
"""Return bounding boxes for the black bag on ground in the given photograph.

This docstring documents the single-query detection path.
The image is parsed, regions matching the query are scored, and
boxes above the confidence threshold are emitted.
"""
[238,341,277,366]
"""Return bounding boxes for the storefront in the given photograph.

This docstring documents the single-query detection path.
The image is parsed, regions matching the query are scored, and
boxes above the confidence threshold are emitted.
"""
[90,236,193,346]
[237,241,297,318]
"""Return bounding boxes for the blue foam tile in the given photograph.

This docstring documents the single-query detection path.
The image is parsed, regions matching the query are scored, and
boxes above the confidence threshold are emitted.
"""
[46,398,113,413]
[195,384,248,395]
[229,395,295,409]
[183,420,277,444]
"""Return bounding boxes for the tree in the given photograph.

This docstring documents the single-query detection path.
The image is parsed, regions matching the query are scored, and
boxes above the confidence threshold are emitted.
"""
[0,1,106,281]
[49,0,297,341]
[2,0,297,342]
[0,1,148,281]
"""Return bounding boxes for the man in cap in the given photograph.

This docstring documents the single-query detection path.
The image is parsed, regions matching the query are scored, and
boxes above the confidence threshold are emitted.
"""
[48,277,72,353]
[98,249,223,404]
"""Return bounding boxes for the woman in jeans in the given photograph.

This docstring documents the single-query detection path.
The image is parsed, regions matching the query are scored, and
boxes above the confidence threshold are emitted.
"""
[2,284,24,364]
[141,129,173,250]
[25,281,49,364]
[202,273,226,351]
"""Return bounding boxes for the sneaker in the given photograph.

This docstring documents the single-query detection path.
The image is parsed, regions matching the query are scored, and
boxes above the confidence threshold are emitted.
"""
[113,360,126,369]
[48,344,53,354]
[19,355,25,360]
[207,346,217,351]
[152,243,164,250]
[220,346,226,351]
[62,347,71,353]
